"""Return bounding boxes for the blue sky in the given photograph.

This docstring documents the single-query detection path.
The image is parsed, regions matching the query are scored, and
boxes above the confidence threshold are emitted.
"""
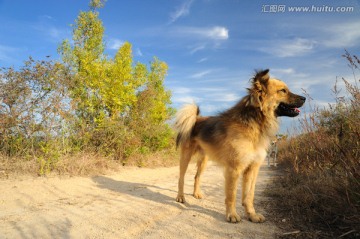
[1,0,360,133]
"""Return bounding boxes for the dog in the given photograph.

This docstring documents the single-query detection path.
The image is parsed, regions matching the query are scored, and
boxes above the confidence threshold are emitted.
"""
[174,69,305,223]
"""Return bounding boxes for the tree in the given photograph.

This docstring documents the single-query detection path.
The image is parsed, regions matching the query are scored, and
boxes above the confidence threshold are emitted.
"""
[131,58,175,150]
[58,2,106,126]
[58,0,174,157]
[0,0,174,173]
[0,58,71,157]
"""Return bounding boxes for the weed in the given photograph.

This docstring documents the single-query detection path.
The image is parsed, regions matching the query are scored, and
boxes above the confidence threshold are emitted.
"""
[267,52,360,238]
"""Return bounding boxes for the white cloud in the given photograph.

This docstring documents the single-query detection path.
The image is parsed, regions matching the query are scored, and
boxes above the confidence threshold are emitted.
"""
[108,38,124,50]
[272,68,295,75]
[197,57,208,63]
[271,68,309,82]
[171,86,199,105]
[260,38,316,57]
[173,26,229,40]
[32,15,69,42]
[169,0,194,24]
[224,94,240,102]
[190,70,212,78]
[0,45,17,62]
[136,48,143,56]
[206,26,229,40]
[33,24,67,42]
[323,21,360,48]
[314,100,335,109]
[48,27,62,39]
[209,93,239,102]
[40,15,54,21]
[172,96,202,104]
[172,86,192,94]
[189,44,206,54]
[198,87,227,92]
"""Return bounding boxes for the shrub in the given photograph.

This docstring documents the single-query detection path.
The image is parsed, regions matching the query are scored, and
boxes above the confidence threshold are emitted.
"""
[0,0,177,175]
[269,52,360,238]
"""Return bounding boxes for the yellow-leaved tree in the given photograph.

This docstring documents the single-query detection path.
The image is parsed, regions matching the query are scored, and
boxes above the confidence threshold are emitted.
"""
[58,0,174,162]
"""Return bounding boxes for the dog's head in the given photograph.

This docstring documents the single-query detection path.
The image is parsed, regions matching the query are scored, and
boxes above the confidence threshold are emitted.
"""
[248,69,306,117]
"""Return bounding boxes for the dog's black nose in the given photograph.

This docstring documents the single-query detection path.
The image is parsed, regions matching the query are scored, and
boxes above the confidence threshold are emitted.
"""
[300,96,306,102]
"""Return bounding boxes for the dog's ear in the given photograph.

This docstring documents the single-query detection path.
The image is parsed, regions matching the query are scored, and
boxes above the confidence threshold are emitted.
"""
[247,69,269,111]
[253,69,270,86]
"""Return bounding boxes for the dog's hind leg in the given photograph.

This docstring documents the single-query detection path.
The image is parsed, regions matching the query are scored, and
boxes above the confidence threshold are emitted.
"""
[176,144,194,203]
[193,153,208,199]
[242,162,265,223]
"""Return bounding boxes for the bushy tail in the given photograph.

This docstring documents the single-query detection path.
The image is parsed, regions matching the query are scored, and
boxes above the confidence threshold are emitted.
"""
[174,103,200,148]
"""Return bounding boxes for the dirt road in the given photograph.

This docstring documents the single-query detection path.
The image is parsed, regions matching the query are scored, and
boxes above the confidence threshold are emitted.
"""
[0,163,279,238]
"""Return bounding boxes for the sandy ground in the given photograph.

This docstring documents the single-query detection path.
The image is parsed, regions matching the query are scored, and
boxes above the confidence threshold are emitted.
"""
[0,162,280,239]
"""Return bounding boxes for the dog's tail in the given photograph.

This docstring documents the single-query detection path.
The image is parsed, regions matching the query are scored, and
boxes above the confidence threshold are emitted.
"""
[174,103,200,148]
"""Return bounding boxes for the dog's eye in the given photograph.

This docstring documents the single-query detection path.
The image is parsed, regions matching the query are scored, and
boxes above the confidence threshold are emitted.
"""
[279,89,287,93]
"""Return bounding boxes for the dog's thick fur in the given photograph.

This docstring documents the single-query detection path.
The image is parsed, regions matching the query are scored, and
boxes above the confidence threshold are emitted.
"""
[174,69,305,223]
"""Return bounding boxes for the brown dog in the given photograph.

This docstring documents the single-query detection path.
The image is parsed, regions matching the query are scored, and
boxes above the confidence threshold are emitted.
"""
[174,69,305,223]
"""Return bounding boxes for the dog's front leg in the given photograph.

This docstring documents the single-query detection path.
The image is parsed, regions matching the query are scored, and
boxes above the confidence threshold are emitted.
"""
[224,167,241,223]
[242,162,265,223]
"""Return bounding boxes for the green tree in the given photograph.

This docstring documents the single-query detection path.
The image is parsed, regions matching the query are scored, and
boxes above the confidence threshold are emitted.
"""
[58,2,106,125]
[58,0,174,158]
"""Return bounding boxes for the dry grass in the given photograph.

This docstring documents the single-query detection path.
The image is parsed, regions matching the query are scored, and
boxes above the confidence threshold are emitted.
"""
[125,148,179,168]
[0,149,179,179]
[265,52,360,239]
[0,153,115,178]
[266,168,359,238]
[54,153,121,176]
[0,155,39,178]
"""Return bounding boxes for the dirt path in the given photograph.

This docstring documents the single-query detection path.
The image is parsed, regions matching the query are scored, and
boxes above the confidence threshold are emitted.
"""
[0,163,279,238]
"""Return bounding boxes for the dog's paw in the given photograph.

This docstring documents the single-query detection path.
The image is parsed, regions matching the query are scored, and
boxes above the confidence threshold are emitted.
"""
[248,213,265,223]
[226,212,241,223]
[176,195,186,203]
[193,191,203,199]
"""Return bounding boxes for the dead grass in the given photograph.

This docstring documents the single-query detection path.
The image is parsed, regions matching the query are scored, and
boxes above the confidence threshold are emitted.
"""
[0,148,179,179]
[266,167,360,238]
[54,153,121,176]
[0,155,38,179]
[125,148,179,168]
[265,52,360,239]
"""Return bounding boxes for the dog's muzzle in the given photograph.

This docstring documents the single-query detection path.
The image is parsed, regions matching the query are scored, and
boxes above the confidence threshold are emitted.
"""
[276,95,306,117]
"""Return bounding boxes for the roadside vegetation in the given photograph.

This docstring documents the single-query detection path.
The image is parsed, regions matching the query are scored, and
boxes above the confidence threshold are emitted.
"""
[267,51,360,238]
[0,0,176,177]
